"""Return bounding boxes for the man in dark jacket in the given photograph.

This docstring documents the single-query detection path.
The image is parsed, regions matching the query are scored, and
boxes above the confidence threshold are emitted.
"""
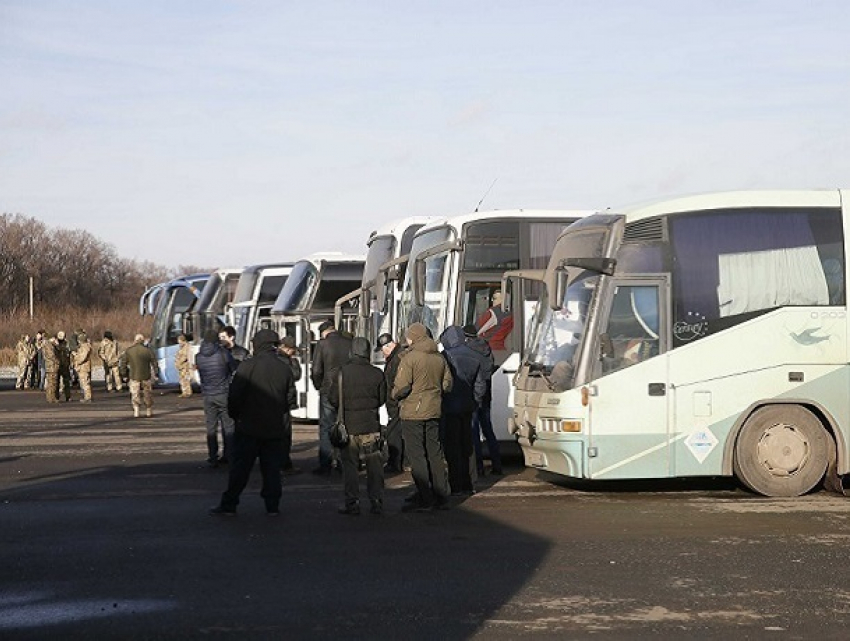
[464,324,502,476]
[210,329,297,516]
[219,325,250,363]
[310,320,352,475]
[195,329,237,467]
[376,333,405,473]
[278,335,302,475]
[440,325,487,495]
[329,337,388,515]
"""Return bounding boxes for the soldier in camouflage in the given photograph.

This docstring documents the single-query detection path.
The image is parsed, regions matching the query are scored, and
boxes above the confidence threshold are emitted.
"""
[15,334,35,390]
[175,333,194,398]
[73,331,93,403]
[98,331,123,392]
[42,336,60,403]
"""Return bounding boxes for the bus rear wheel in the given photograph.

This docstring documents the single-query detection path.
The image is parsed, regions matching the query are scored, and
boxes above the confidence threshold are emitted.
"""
[733,405,830,497]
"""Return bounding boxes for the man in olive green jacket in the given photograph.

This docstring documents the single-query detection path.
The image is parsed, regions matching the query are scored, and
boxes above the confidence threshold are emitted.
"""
[392,322,452,511]
[121,334,160,418]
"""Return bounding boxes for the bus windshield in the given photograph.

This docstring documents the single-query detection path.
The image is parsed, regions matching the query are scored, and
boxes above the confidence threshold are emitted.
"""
[525,271,599,392]
[399,227,453,335]
[275,261,318,313]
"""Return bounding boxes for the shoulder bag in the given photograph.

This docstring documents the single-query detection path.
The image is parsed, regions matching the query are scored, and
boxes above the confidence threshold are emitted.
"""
[329,369,350,448]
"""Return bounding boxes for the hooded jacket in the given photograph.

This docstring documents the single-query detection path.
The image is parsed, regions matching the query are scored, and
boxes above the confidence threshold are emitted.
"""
[465,333,495,404]
[228,330,297,439]
[383,342,405,418]
[439,326,487,414]
[195,340,236,396]
[328,337,387,435]
[392,333,452,421]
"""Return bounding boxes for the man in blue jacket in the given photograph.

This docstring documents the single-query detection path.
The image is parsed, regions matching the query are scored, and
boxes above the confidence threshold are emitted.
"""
[195,330,236,467]
[210,329,297,516]
[439,325,487,495]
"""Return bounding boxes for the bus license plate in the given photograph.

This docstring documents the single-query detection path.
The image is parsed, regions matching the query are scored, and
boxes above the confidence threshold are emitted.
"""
[526,450,546,467]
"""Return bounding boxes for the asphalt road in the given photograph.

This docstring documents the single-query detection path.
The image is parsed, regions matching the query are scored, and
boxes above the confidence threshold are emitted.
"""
[2,381,850,640]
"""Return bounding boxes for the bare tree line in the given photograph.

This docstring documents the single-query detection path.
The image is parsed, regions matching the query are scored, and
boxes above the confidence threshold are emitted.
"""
[0,213,172,313]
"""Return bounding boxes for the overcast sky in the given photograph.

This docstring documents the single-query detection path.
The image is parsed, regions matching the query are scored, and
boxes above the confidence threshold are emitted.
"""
[2,1,850,271]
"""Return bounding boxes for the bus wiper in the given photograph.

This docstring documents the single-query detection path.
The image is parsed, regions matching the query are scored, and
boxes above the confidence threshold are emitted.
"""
[527,362,555,391]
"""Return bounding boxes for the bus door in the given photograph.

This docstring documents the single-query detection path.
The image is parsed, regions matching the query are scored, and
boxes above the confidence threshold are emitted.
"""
[586,276,672,480]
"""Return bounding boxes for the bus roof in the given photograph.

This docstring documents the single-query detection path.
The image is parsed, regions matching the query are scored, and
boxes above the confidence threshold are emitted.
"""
[294,252,366,266]
[413,208,598,236]
[367,216,437,243]
[615,189,843,221]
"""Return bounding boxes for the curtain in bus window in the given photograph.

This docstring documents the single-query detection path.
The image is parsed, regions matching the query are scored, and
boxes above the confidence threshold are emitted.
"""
[717,246,828,317]
[529,223,570,269]
[671,211,829,321]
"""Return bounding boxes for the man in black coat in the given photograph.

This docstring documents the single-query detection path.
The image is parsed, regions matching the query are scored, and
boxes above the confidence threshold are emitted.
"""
[310,320,352,475]
[328,337,388,515]
[210,329,297,516]
[439,325,487,495]
[376,333,406,473]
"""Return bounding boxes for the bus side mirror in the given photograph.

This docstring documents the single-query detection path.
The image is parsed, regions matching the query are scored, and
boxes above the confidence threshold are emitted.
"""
[359,288,371,318]
[376,271,388,310]
[413,258,426,307]
[554,269,567,309]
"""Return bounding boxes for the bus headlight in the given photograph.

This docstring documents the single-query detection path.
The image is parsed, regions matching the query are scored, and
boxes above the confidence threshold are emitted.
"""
[560,420,582,433]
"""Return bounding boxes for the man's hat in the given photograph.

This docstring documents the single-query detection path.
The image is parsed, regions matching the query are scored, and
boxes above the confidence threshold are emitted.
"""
[462,324,478,338]
[280,336,296,349]
[374,332,395,352]
[317,320,335,335]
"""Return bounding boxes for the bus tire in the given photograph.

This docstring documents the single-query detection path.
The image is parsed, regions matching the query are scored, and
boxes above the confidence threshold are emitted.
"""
[733,405,830,497]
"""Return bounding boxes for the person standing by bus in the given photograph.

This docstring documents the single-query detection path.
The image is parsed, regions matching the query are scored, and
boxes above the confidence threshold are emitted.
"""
[196,330,237,467]
[219,326,249,363]
[121,334,159,418]
[464,324,503,476]
[329,337,388,515]
[73,331,93,403]
[393,322,453,512]
[210,329,296,516]
[376,333,406,474]
[278,336,302,475]
[476,290,514,351]
[175,333,194,398]
[98,331,123,392]
[310,320,352,476]
[42,336,59,403]
[439,325,487,496]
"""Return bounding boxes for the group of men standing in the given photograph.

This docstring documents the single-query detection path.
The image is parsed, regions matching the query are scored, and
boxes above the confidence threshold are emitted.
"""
[308,318,500,516]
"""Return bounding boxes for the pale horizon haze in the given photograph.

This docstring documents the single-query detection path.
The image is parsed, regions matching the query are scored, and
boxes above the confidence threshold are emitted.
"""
[3,1,850,272]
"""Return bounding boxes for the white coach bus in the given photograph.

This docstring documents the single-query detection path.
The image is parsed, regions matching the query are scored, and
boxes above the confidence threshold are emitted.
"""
[397,209,596,443]
[334,217,434,362]
[510,190,848,496]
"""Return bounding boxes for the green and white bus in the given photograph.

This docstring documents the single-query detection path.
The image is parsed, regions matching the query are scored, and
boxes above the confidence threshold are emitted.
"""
[510,190,848,496]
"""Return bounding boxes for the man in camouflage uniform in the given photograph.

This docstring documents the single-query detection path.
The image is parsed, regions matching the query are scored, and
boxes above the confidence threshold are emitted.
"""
[121,334,159,418]
[73,331,93,403]
[98,331,123,392]
[175,333,194,398]
[42,336,60,403]
[55,331,72,402]
[15,334,35,390]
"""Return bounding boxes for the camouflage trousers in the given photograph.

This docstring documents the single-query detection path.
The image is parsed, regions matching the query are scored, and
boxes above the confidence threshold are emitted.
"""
[104,363,123,392]
[78,369,92,401]
[129,379,153,414]
[178,368,193,397]
[44,372,59,403]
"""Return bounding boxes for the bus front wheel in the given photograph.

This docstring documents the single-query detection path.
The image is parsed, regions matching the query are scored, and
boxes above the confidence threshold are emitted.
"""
[734,405,830,497]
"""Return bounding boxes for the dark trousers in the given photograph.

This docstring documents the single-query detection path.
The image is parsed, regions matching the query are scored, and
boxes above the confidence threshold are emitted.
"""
[318,394,337,470]
[220,432,284,512]
[443,412,473,493]
[282,420,294,469]
[204,393,234,462]
[402,418,450,506]
[472,401,502,473]
[385,412,404,471]
[341,433,385,507]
